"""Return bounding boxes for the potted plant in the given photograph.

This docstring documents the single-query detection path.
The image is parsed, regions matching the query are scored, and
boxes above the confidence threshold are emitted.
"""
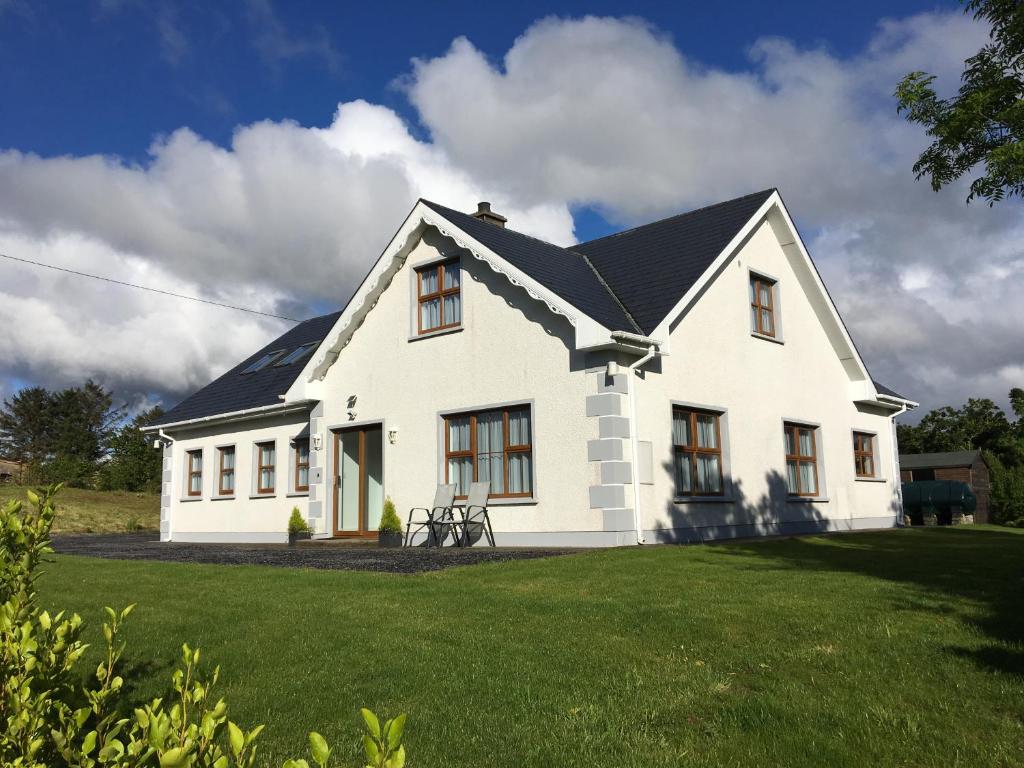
[287,507,311,546]
[378,497,403,548]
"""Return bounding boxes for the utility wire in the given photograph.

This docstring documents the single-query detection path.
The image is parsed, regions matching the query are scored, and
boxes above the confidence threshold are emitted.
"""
[0,252,302,323]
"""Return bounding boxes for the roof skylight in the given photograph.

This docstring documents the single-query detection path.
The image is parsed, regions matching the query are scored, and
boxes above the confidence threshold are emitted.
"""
[274,341,319,367]
[241,349,287,374]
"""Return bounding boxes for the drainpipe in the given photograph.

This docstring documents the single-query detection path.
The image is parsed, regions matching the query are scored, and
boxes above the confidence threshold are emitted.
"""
[158,429,173,541]
[625,344,658,545]
[888,403,909,526]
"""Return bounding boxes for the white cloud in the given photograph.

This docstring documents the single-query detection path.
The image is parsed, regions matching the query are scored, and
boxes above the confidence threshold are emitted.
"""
[0,10,1020,418]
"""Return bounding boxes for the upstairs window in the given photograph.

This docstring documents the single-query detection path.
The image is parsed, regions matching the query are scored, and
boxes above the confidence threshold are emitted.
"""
[445,405,532,498]
[256,442,276,495]
[784,423,819,496]
[218,446,235,496]
[294,438,310,492]
[416,259,461,334]
[242,350,286,374]
[853,432,876,478]
[750,274,777,337]
[186,449,203,497]
[672,407,724,496]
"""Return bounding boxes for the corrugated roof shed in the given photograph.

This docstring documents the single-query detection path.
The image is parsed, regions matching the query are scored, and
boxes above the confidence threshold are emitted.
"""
[899,450,981,470]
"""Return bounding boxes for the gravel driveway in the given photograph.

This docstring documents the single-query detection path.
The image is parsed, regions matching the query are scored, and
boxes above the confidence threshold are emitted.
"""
[50,533,578,573]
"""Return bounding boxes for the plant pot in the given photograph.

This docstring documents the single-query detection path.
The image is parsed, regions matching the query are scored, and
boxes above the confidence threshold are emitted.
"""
[288,531,311,546]
[378,531,403,548]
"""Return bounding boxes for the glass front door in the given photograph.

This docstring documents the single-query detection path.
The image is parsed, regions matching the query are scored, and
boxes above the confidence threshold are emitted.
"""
[333,425,383,536]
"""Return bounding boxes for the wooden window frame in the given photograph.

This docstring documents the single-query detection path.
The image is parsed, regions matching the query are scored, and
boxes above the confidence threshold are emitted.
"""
[672,407,725,497]
[444,405,533,500]
[853,431,876,478]
[256,441,276,495]
[750,274,776,337]
[416,258,461,335]
[186,449,203,497]
[218,446,235,496]
[784,423,819,497]
[294,438,310,493]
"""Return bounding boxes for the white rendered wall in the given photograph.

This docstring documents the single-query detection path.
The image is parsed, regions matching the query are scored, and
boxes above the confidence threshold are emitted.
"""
[633,217,901,541]
[164,412,310,543]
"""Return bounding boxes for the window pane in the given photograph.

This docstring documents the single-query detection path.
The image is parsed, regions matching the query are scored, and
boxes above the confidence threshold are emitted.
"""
[508,452,532,494]
[760,309,773,334]
[448,457,472,496]
[863,457,873,477]
[696,453,722,493]
[696,413,717,449]
[786,460,799,493]
[476,411,504,494]
[421,298,441,331]
[298,466,309,488]
[749,278,756,302]
[674,452,693,494]
[785,428,796,456]
[798,429,814,457]
[261,468,274,490]
[419,268,438,294]
[750,304,759,330]
[799,461,817,495]
[193,452,202,471]
[297,442,309,463]
[261,445,275,465]
[448,416,470,451]
[672,411,692,447]
[759,282,771,305]
[443,262,460,289]
[189,474,201,494]
[222,449,234,470]
[223,470,234,492]
[443,293,461,325]
[508,408,531,446]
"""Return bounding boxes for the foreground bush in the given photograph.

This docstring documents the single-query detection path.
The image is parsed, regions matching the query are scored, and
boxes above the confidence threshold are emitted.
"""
[0,486,406,767]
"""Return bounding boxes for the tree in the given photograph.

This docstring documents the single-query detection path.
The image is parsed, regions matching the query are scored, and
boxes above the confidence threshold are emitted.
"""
[895,0,1024,204]
[98,405,165,493]
[0,387,54,465]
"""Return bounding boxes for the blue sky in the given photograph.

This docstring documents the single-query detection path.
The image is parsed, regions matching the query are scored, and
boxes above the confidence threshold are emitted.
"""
[0,1,1019,418]
[2,0,943,241]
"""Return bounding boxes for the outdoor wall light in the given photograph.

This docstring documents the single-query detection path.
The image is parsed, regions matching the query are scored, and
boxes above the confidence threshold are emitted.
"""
[388,428,399,445]
[311,434,323,451]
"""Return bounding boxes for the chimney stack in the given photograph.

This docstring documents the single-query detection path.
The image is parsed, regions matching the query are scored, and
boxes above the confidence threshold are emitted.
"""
[472,201,507,228]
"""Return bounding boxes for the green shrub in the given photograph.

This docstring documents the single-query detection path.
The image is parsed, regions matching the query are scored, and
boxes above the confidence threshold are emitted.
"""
[288,506,310,535]
[0,486,408,767]
[379,497,402,534]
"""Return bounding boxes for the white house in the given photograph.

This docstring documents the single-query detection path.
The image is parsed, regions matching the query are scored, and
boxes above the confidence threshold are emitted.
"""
[147,189,917,545]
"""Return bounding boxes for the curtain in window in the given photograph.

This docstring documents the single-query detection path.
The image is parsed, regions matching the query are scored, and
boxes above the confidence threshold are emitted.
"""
[672,411,692,446]
[799,463,817,495]
[759,282,771,306]
[798,429,813,457]
[696,454,722,493]
[508,452,532,494]
[443,262,460,289]
[508,409,531,446]
[189,453,202,494]
[674,451,693,493]
[448,417,470,451]
[421,298,441,330]
[476,411,504,494]
[786,460,799,494]
[221,450,234,492]
[443,293,460,324]
[696,413,717,448]
[448,457,472,495]
[420,269,438,294]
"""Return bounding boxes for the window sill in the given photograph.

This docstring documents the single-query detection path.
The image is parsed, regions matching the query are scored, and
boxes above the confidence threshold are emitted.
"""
[474,497,537,507]
[751,331,784,345]
[249,493,277,500]
[212,494,235,501]
[786,496,830,503]
[179,497,203,503]
[287,491,310,498]
[408,326,463,343]
[674,496,735,504]
[854,476,888,483]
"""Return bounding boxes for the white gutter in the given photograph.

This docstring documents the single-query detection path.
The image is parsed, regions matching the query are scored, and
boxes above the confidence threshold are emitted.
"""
[145,399,317,433]
[625,342,660,545]
[611,330,662,347]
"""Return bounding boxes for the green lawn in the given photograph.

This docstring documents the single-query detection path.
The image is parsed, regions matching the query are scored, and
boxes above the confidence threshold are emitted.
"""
[0,485,159,532]
[40,527,1024,768]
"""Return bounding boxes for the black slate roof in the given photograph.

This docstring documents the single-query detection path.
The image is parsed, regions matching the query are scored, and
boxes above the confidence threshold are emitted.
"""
[572,189,776,335]
[872,380,910,401]
[156,311,341,425]
[421,200,639,332]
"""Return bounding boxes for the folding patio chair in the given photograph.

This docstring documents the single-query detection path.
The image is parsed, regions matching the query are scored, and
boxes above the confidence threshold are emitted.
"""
[454,481,495,547]
[404,484,457,547]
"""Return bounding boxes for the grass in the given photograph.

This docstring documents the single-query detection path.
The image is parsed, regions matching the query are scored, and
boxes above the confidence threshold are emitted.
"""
[0,485,159,532]
[40,527,1024,768]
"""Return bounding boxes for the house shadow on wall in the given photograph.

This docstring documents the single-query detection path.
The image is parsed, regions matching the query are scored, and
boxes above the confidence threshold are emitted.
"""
[651,467,832,544]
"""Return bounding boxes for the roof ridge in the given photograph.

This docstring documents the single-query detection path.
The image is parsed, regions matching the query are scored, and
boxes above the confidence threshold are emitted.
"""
[420,198,577,254]
[575,188,777,249]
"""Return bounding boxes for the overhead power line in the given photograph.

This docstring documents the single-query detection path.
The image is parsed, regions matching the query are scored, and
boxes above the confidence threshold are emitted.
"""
[0,252,302,323]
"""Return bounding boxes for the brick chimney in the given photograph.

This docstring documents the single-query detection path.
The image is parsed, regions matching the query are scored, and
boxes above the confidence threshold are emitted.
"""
[471,201,507,228]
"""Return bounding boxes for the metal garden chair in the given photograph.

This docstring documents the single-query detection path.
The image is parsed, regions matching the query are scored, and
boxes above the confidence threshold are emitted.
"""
[454,481,495,547]
[404,484,457,547]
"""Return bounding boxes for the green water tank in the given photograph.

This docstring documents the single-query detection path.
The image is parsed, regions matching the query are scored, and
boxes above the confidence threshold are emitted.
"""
[901,480,977,525]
